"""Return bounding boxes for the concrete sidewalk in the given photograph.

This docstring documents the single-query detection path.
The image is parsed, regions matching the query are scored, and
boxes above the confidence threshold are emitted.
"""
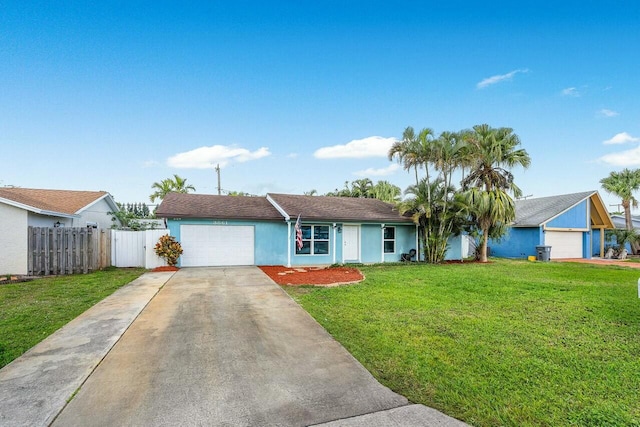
[52,267,468,426]
[0,271,174,427]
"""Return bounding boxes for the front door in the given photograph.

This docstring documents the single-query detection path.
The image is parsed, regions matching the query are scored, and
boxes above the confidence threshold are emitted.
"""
[343,225,360,262]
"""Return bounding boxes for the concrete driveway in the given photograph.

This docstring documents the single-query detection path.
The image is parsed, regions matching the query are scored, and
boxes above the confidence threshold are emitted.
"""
[4,267,468,426]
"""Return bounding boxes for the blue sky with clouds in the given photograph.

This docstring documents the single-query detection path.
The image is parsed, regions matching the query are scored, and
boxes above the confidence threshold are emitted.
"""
[2,1,639,209]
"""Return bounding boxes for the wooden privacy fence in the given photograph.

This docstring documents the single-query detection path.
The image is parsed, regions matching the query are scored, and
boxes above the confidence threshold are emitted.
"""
[28,227,111,276]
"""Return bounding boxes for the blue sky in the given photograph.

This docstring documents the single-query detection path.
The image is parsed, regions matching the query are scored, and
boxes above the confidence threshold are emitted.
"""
[2,1,639,210]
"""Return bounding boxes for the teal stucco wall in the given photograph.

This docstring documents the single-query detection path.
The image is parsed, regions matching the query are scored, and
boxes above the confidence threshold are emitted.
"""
[168,218,417,266]
[290,222,416,265]
[167,218,287,266]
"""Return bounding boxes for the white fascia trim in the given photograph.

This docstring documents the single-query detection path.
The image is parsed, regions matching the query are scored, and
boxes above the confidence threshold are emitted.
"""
[266,194,290,221]
[0,197,78,219]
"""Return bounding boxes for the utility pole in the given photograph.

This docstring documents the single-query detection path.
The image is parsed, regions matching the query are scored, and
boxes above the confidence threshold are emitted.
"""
[215,164,221,195]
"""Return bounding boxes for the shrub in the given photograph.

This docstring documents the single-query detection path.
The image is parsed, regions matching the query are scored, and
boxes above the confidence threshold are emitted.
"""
[154,234,183,267]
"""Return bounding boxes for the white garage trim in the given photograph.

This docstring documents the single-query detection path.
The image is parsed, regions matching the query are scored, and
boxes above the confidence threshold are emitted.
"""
[180,225,255,266]
[544,231,583,259]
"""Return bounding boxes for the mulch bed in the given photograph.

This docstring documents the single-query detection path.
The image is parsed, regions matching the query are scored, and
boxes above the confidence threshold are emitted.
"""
[0,276,34,285]
[259,265,364,286]
[151,266,180,272]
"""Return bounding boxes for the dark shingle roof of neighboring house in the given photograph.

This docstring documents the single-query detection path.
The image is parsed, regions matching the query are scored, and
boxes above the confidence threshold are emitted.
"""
[267,193,413,223]
[155,193,283,220]
[513,191,597,227]
[0,187,112,216]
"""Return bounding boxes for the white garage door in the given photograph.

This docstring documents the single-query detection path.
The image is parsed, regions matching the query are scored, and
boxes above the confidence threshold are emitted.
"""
[180,225,254,266]
[544,231,583,259]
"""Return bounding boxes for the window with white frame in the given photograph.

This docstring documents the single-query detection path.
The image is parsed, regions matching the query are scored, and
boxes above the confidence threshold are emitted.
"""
[383,226,395,253]
[296,225,330,255]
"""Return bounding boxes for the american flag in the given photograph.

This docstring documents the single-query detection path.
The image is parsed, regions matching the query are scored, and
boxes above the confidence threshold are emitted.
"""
[294,214,303,250]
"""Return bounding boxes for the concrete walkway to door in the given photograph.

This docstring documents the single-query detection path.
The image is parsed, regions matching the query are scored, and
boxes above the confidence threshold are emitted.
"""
[7,267,468,426]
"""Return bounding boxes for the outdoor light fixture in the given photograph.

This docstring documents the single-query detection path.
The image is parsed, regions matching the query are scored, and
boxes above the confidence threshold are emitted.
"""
[54,221,61,228]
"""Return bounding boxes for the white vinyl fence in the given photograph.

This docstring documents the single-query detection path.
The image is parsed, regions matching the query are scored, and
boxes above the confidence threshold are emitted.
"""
[111,229,169,268]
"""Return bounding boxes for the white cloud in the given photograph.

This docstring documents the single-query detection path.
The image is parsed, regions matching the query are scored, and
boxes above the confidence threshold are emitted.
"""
[476,69,529,89]
[286,153,298,158]
[598,109,619,117]
[561,87,580,97]
[600,146,640,166]
[353,164,400,177]
[314,136,397,159]
[167,145,271,169]
[603,132,640,145]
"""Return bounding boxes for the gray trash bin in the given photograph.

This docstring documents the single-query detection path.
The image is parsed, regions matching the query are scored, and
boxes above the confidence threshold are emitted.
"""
[535,245,552,261]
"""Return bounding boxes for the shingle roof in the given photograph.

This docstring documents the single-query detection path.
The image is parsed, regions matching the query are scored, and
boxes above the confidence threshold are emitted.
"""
[513,191,596,227]
[267,193,413,223]
[155,193,283,220]
[155,192,413,223]
[0,187,110,215]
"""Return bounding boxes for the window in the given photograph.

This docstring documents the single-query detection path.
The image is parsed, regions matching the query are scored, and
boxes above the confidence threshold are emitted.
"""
[383,226,395,253]
[296,225,330,255]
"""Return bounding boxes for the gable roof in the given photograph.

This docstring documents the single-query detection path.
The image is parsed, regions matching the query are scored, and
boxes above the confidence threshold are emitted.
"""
[0,187,115,217]
[513,190,613,228]
[267,193,413,223]
[155,193,283,220]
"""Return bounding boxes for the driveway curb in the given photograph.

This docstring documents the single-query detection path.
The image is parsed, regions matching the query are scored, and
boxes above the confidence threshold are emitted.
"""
[0,271,174,427]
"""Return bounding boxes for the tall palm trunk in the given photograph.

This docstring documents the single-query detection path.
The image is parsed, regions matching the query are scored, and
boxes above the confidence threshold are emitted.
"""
[623,200,632,230]
[480,225,489,262]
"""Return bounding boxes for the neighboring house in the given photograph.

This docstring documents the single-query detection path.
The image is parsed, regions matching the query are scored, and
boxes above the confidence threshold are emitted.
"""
[0,188,120,274]
[490,191,614,260]
[610,214,640,230]
[608,214,640,253]
[156,192,420,267]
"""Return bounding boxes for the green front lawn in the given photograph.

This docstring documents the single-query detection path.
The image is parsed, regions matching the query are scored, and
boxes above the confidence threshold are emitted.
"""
[0,267,145,369]
[285,260,640,427]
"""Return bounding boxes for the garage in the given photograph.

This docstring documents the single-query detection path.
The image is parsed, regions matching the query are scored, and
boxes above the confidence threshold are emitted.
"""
[544,231,583,259]
[180,225,255,266]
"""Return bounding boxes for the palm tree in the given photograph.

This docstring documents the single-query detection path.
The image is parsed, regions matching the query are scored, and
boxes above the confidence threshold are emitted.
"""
[370,180,402,203]
[400,178,468,263]
[433,131,469,189]
[172,174,196,193]
[462,124,531,262]
[389,127,436,186]
[600,169,640,231]
[351,178,374,198]
[150,174,196,203]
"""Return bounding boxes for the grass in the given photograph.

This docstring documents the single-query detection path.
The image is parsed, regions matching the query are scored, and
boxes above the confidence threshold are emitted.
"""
[284,259,640,427]
[0,267,145,369]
